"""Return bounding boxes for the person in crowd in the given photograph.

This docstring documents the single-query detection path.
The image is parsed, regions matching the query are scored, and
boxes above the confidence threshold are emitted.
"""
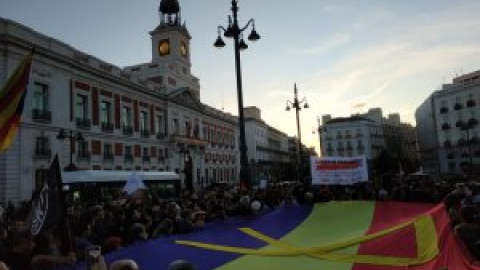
[454,206,480,259]
[0,261,9,270]
[108,259,139,270]
[3,231,34,270]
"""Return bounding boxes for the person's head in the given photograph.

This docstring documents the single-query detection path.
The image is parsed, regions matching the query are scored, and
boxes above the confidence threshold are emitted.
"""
[9,231,33,253]
[167,260,197,270]
[130,223,148,241]
[108,259,139,270]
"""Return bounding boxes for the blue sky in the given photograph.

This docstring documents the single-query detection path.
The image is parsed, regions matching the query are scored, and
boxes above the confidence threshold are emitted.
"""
[2,0,480,152]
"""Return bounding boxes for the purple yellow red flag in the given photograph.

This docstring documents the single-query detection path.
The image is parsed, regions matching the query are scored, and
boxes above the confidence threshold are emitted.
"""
[0,49,34,152]
[64,201,480,270]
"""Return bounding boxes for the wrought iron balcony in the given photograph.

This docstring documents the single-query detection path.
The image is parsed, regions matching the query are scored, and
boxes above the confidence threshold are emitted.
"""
[32,109,52,123]
[441,123,451,131]
[454,103,463,110]
[33,148,51,159]
[103,153,114,161]
[467,100,476,108]
[124,154,134,163]
[76,118,91,129]
[101,122,114,133]
[123,126,133,136]
[439,107,449,114]
[141,129,150,138]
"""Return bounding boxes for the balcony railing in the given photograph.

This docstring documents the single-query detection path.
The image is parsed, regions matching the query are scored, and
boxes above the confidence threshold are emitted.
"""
[441,123,451,131]
[468,118,478,126]
[123,126,133,136]
[444,140,452,148]
[355,133,363,138]
[456,120,465,128]
[439,107,449,114]
[77,151,91,161]
[124,154,134,163]
[101,122,114,133]
[76,118,91,129]
[103,153,114,161]
[454,103,463,110]
[142,155,151,163]
[141,129,150,138]
[467,100,476,108]
[156,132,166,140]
[33,148,51,159]
[32,109,52,123]
[447,153,454,159]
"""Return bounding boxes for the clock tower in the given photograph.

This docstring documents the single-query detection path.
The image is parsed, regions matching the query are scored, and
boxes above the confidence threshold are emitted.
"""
[151,0,191,69]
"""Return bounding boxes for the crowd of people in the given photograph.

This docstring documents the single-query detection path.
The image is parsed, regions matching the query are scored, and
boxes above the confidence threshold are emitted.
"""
[0,175,478,270]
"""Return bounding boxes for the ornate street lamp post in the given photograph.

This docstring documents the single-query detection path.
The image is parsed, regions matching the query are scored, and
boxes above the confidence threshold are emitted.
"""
[214,0,261,189]
[286,83,309,183]
[56,129,84,171]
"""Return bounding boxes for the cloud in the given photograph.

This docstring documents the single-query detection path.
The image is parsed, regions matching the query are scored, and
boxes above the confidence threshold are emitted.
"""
[288,34,351,56]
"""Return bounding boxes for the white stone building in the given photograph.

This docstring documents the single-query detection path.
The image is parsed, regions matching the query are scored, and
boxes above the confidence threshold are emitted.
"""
[415,70,480,174]
[244,107,290,182]
[0,0,240,203]
[319,108,417,168]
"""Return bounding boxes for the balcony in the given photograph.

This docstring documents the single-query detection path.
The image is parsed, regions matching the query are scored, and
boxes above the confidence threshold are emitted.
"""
[355,133,363,138]
[346,146,353,151]
[336,135,343,139]
[103,153,114,162]
[337,147,345,152]
[444,140,452,148]
[156,132,166,140]
[123,126,133,136]
[32,109,51,123]
[345,134,352,139]
[458,138,468,146]
[124,154,134,163]
[441,123,451,131]
[467,100,476,108]
[446,153,455,160]
[142,155,151,163]
[158,156,165,163]
[77,151,91,161]
[471,136,479,144]
[439,107,449,114]
[357,145,365,150]
[468,118,478,126]
[76,118,91,129]
[454,103,463,110]
[141,129,150,138]
[456,120,465,128]
[101,122,114,133]
[461,152,470,158]
[33,148,51,159]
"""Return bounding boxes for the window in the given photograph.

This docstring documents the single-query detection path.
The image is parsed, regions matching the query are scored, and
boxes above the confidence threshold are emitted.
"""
[140,111,148,131]
[33,82,49,111]
[76,94,88,120]
[100,101,112,125]
[172,119,179,135]
[78,141,89,158]
[104,144,113,160]
[155,115,164,134]
[203,126,208,140]
[122,106,132,128]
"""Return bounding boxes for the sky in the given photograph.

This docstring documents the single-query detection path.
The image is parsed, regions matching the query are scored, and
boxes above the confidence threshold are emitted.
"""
[2,0,480,153]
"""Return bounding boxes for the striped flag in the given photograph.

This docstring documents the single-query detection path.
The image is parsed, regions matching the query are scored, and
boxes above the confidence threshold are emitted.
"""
[0,50,34,152]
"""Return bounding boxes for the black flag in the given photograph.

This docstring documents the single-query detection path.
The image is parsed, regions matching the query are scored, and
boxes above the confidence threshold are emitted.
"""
[30,154,73,254]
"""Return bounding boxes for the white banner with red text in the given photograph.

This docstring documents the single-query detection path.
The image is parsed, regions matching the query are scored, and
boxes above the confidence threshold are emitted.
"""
[310,155,368,185]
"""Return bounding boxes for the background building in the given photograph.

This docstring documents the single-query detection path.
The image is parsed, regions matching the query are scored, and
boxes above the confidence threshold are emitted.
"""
[415,70,480,175]
[244,107,290,184]
[319,108,418,175]
[0,0,240,203]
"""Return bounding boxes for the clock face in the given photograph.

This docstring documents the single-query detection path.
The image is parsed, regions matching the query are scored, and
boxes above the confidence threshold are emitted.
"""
[158,40,170,56]
[180,41,188,57]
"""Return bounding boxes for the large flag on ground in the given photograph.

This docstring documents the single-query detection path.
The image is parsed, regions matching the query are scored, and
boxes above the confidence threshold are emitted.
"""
[0,49,34,152]
[65,201,479,270]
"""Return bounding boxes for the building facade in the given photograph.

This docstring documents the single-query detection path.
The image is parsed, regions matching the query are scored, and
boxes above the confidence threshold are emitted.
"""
[0,0,240,203]
[244,107,290,183]
[415,70,480,174]
[319,108,417,173]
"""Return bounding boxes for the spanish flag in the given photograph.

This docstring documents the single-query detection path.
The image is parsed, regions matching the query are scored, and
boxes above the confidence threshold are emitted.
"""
[91,202,478,270]
[0,50,34,152]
